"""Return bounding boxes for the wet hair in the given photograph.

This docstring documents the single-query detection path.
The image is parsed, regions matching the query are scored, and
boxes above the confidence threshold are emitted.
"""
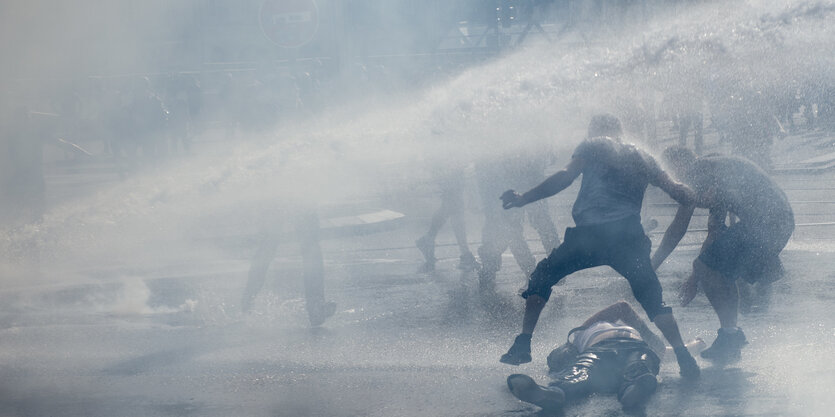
[587,113,623,139]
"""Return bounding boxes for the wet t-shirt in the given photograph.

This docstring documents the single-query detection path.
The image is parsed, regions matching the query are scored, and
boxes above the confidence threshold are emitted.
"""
[689,155,794,228]
[570,321,643,352]
[571,137,664,226]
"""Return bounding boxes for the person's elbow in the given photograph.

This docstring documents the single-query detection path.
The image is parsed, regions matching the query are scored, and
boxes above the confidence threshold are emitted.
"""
[676,186,697,207]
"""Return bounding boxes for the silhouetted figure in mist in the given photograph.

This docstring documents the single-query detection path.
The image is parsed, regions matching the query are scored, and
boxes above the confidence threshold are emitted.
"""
[416,164,478,272]
[654,147,794,364]
[242,209,336,327]
[712,90,778,170]
[498,114,700,379]
[676,94,705,155]
[475,151,560,294]
[774,84,801,133]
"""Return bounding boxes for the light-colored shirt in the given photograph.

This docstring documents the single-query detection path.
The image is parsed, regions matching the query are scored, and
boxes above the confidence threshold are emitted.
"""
[570,321,643,352]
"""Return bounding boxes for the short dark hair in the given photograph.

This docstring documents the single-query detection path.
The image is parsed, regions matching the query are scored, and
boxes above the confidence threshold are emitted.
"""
[587,113,623,139]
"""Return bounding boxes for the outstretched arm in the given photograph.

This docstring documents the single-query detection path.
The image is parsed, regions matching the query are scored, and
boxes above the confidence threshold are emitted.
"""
[502,157,584,209]
[653,170,697,207]
[649,170,698,270]
[581,301,666,356]
[677,207,729,304]
[651,204,695,270]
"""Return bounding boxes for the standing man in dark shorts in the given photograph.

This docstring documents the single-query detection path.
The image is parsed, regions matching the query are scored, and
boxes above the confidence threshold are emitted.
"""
[653,147,794,362]
[498,114,700,378]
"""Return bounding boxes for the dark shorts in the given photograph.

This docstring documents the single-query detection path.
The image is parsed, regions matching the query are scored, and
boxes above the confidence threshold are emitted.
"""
[698,218,793,284]
[521,216,672,320]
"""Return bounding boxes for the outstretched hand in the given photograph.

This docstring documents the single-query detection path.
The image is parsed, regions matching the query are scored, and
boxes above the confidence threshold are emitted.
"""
[500,190,523,209]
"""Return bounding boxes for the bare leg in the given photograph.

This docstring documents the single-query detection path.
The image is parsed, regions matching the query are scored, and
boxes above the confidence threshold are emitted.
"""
[526,201,560,254]
[506,210,536,277]
[242,235,280,313]
[297,212,335,326]
[425,205,450,242]
[449,210,472,257]
[654,312,700,378]
[477,214,509,289]
[693,259,748,362]
[652,313,686,349]
[696,259,738,329]
[522,294,548,335]
[417,203,449,269]
[500,294,546,365]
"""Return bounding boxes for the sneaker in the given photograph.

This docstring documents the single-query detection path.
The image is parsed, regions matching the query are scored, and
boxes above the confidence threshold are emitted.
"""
[415,236,435,263]
[506,374,565,412]
[307,301,337,327]
[457,252,479,271]
[701,328,748,363]
[619,373,658,411]
[674,346,700,379]
[500,334,532,365]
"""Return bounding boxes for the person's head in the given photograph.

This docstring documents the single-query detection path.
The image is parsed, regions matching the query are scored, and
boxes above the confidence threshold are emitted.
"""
[662,146,698,182]
[587,113,623,139]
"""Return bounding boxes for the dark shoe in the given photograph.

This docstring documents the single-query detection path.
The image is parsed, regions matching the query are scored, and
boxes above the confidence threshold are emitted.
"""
[416,236,435,263]
[500,334,532,365]
[457,252,479,271]
[619,373,658,411]
[701,328,748,363]
[308,301,336,327]
[507,374,565,412]
[674,346,700,379]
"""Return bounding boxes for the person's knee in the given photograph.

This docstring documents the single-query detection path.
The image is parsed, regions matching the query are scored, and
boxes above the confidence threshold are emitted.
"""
[629,280,665,320]
[613,300,632,315]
